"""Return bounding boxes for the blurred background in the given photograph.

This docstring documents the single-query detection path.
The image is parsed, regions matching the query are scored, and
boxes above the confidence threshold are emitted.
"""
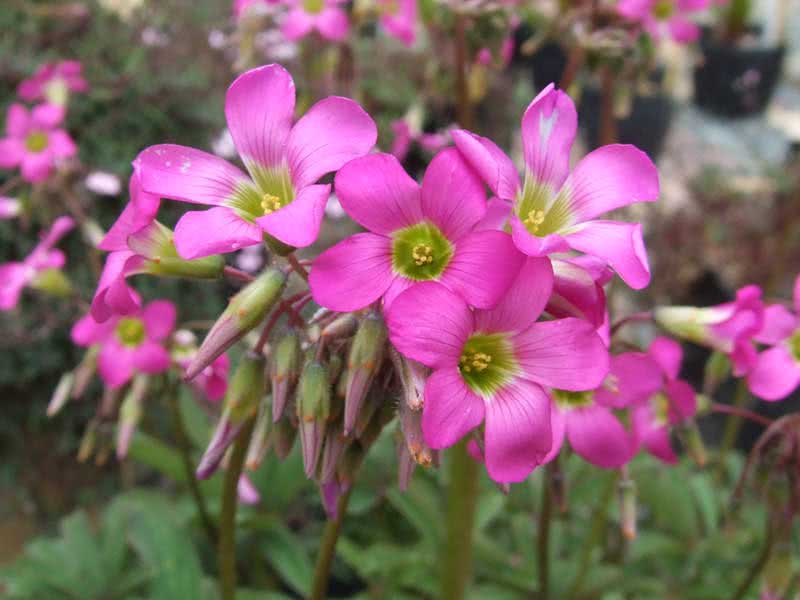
[1,0,799,598]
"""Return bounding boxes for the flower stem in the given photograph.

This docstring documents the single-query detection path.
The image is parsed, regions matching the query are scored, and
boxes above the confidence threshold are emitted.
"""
[217,417,255,600]
[454,13,473,130]
[442,438,479,600]
[286,253,309,281]
[309,485,353,600]
[711,402,772,427]
[223,265,255,283]
[537,464,554,599]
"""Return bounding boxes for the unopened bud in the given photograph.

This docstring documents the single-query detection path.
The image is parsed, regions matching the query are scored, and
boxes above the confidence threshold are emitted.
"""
[116,375,148,460]
[338,442,367,487]
[396,431,416,492]
[48,372,74,417]
[129,221,225,279]
[358,394,395,450]
[297,360,331,477]
[344,314,387,434]
[678,420,707,467]
[197,352,265,478]
[72,346,98,398]
[321,314,358,340]
[237,473,261,505]
[30,268,73,298]
[271,329,302,422]
[246,395,273,471]
[703,351,731,395]
[99,387,121,418]
[400,401,434,467]
[185,268,286,380]
[320,479,348,520]
[391,349,428,410]
[353,387,382,439]
[78,419,98,462]
[618,475,637,540]
[273,411,297,459]
[318,421,349,484]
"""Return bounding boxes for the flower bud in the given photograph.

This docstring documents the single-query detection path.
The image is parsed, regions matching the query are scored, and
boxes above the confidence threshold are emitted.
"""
[246,394,273,471]
[320,479,349,520]
[237,473,261,505]
[116,375,148,460]
[47,372,74,417]
[297,360,331,477]
[678,420,707,467]
[78,419,98,463]
[129,221,225,279]
[353,387,382,439]
[197,352,266,479]
[703,351,731,395]
[185,268,286,380]
[30,267,73,298]
[344,314,388,435]
[99,387,121,418]
[618,475,637,540]
[338,442,367,487]
[322,314,358,340]
[391,349,427,410]
[396,430,416,492]
[318,421,349,484]
[271,329,302,422]
[400,400,435,467]
[273,410,297,459]
[357,394,395,451]
[72,346,98,399]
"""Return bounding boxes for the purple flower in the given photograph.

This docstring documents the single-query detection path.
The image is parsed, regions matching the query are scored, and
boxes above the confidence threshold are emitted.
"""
[18,60,89,105]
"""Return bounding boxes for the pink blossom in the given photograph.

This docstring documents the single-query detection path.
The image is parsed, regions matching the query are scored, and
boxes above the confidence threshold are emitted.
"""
[0,216,74,310]
[617,0,710,43]
[631,337,698,464]
[309,149,525,312]
[0,197,21,220]
[379,0,418,47]
[71,300,176,389]
[452,84,659,289]
[390,119,451,162]
[746,275,800,401]
[281,0,349,42]
[135,64,376,258]
[386,259,609,482]
[174,334,231,402]
[18,60,89,104]
[0,103,77,182]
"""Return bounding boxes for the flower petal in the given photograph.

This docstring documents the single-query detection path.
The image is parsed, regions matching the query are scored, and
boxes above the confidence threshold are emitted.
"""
[174,207,263,259]
[31,104,65,128]
[422,367,485,449]
[512,318,609,390]
[566,404,637,468]
[382,275,415,309]
[648,336,683,380]
[665,379,697,422]
[98,341,135,389]
[48,130,77,158]
[132,341,171,373]
[315,7,350,40]
[547,259,606,327]
[510,214,570,256]
[309,232,393,312]
[0,138,24,168]
[71,313,115,346]
[747,346,800,401]
[386,281,473,369]
[451,129,521,201]
[333,153,422,235]
[287,97,377,190]
[21,152,53,182]
[668,17,700,43]
[484,379,551,483]
[0,263,30,310]
[257,183,329,248]
[282,9,315,40]
[632,404,677,464]
[91,251,144,322]
[594,352,663,408]
[225,64,295,174]
[564,220,651,289]
[142,300,176,341]
[99,199,159,252]
[6,104,30,137]
[475,197,512,231]
[542,403,567,464]
[754,304,797,345]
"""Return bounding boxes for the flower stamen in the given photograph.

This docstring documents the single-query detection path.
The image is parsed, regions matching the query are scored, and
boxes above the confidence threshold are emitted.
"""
[261,193,283,215]
[523,209,546,233]
[411,243,434,266]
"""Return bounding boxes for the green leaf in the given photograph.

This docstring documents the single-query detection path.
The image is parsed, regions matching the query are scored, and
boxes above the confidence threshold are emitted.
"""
[260,522,313,596]
[127,430,186,482]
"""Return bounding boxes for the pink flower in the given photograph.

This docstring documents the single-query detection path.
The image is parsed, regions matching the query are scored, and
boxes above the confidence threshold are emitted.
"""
[379,0,418,47]
[617,0,709,43]
[174,332,231,402]
[234,0,277,18]
[452,84,659,289]
[0,103,77,182]
[0,216,74,310]
[390,119,451,162]
[281,0,349,42]
[18,60,89,104]
[386,259,609,482]
[631,337,697,464]
[0,197,21,220]
[136,64,376,258]
[309,149,525,312]
[71,300,176,389]
[544,351,660,468]
[655,285,764,376]
[747,276,800,401]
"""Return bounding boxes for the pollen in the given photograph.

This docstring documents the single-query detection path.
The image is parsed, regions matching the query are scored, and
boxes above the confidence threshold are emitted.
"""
[411,243,434,266]
[523,209,546,233]
[459,350,492,373]
[260,193,283,215]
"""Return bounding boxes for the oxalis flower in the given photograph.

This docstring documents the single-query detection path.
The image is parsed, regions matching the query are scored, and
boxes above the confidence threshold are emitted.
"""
[746,275,800,401]
[386,259,609,483]
[309,149,525,312]
[452,84,659,289]
[617,0,709,44]
[71,300,176,389]
[0,103,76,183]
[135,63,376,259]
[18,60,89,105]
[281,0,349,42]
[0,216,74,310]
[378,0,418,47]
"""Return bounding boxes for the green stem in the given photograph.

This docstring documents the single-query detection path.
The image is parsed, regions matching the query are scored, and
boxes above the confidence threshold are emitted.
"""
[442,438,480,600]
[716,379,750,481]
[537,464,554,600]
[309,485,354,600]
[567,472,618,600]
[730,518,774,600]
[168,390,218,546]
[218,417,255,600]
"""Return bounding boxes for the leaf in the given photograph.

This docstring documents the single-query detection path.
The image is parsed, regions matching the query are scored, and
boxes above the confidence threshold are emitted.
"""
[260,522,313,596]
[127,430,186,482]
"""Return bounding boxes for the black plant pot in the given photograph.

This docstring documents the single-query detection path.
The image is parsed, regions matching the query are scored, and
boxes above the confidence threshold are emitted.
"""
[579,87,674,161]
[693,34,786,118]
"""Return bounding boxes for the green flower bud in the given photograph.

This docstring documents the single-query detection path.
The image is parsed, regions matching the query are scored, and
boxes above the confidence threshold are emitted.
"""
[47,372,74,417]
[703,351,731,395]
[246,394,273,471]
[30,268,73,298]
[344,313,388,435]
[129,221,225,280]
[297,360,331,476]
[678,420,707,467]
[271,329,303,422]
[273,411,297,460]
[117,375,148,460]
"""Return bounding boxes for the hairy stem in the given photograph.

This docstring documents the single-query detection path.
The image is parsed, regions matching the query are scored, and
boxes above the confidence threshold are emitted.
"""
[309,485,354,600]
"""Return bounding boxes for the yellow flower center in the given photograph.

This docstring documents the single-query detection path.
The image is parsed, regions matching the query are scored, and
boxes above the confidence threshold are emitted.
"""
[411,243,434,266]
[261,193,283,215]
[523,209,546,233]
[459,350,493,373]
[25,131,49,153]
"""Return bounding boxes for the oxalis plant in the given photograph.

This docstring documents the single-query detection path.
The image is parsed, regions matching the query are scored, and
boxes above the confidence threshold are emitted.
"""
[2,3,799,600]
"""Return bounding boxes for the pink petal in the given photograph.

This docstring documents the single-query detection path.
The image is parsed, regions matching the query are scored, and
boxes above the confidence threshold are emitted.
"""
[0,138,24,168]
[287,97,377,190]
[451,129,521,202]
[547,259,606,327]
[282,9,315,40]
[632,404,677,464]
[563,144,659,222]
[257,183,330,248]
[91,251,144,322]
[382,275,414,309]
[333,153,422,235]
[794,274,800,314]
[309,232,393,311]
[747,346,800,401]
[29,215,75,262]
[48,130,76,158]
[439,230,524,310]
[422,367,485,449]
[521,85,577,191]
[473,256,554,332]
[594,352,663,408]
[6,104,30,137]
[71,313,115,346]
[31,103,65,128]
[174,207,263,259]
[136,144,253,207]
[648,336,683,380]
[564,220,650,289]
[475,197,512,231]
[754,305,796,345]
[225,64,295,174]
[510,214,570,256]
[484,379,551,483]
[315,7,350,40]
[566,404,637,468]
[99,200,159,252]
[132,341,171,373]
[0,263,30,310]
[668,17,700,43]
[386,282,474,369]
[142,300,176,341]
[21,152,53,182]
[617,0,653,19]
[541,403,567,464]
[420,148,487,241]
[512,318,609,391]
[98,341,135,389]
[665,379,697,422]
